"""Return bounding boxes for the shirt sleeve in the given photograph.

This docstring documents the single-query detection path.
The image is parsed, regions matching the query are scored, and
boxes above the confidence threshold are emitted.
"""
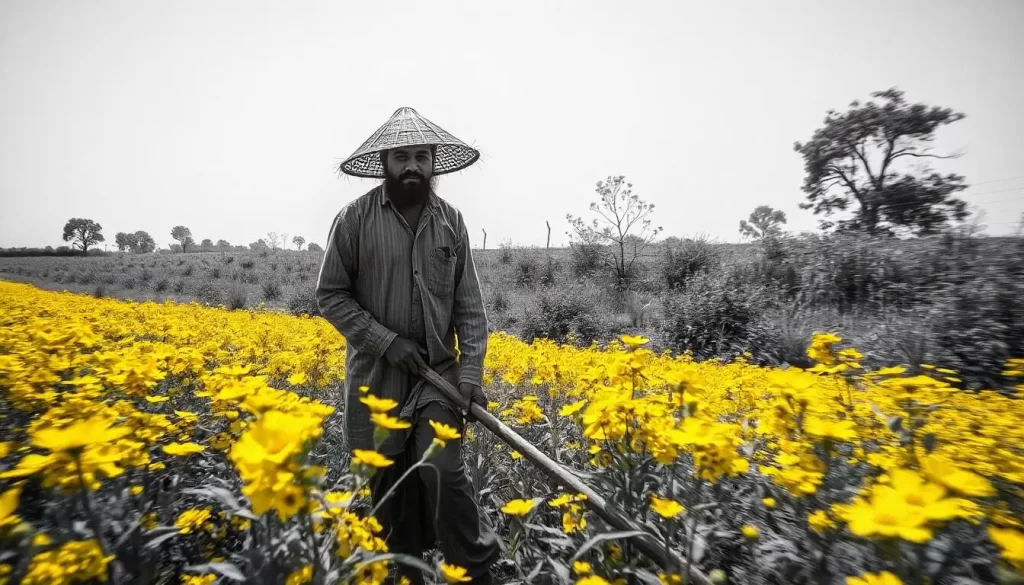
[451,211,489,388]
[316,206,397,360]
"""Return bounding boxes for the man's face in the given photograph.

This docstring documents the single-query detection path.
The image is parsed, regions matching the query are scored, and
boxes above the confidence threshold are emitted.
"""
[383,146,434,199]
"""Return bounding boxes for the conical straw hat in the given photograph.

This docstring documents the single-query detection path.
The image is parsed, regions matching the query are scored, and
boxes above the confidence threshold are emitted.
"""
[338,107,480,178]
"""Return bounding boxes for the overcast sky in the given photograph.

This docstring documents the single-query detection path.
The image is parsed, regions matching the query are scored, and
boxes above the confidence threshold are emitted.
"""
[1,0,1022,251]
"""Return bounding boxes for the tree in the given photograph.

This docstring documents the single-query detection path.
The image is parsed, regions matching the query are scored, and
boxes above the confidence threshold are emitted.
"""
[307,242,323,253]
[200,238,214,251]
[266,232,280,251]
[794,88,969,236]
[739,205,788,240]
[566,175,663,287]
[216,239,231,250]
[250,239,270,252]
[115,232,135,252]
[171,226,194,253]
[292,235,306,251]
[62,218,104,255]
[132,231,155,253]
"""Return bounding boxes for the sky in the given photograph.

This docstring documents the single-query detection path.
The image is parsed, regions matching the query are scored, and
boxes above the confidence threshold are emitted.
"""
[1,0,1022,251]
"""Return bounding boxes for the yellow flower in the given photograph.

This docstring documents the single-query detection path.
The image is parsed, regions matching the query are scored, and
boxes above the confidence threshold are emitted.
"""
[989,527,1024,567]
[0,487,21,530]
[359,395,398,413]
[649,496,685,519]
[130,486,144,496]
[620,335,650,347]
[175,507,213,534]
[287,372,308,386]
[371,413,411,431]
[181,575,217,585]
[32,533,52,547]
[804,418,857,442]
[741,524,759,540]
[440,562,472,583]
[22,539,113,585]
[351,449,394,469]
[31,417,132,452]
[144,395,169,403]
[573,561,592,574]
[430,420,462,443]
[162,442,206,456]
[846,572,903,585]
[500,498,537,517]
[285,564,313,585]
[559,400,588,417]
[762,497,776,509]
[576,576,611,585]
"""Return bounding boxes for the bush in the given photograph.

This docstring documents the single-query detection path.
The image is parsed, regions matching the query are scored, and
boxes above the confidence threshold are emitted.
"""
[498,240,514,265]
[512,253,540,289]
[519,287,610,347]
[262,280,282,302]
[193,281,222,305]
[569,242,603,277]
[661,235,721,290]
[226,284,249,310]
[287,286,319,316]
[658,271,774,362]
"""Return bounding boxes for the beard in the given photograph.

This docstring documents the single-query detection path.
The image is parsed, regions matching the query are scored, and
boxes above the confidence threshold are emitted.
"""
[383,168,437,206]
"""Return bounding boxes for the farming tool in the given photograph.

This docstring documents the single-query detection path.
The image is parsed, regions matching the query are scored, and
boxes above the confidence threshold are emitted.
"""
[419,367,713,585]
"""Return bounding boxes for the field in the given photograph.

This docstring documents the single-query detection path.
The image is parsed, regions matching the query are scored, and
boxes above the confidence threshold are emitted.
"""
[0,279,1023,585]
[1,232,1024,584]
[1,231,1022,392]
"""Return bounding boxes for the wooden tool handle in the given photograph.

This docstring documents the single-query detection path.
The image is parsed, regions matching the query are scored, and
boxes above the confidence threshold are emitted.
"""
[419,367,711,585]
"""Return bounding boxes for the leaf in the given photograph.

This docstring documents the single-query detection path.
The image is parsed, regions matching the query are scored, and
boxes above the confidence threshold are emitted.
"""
[183,487,257,520]
[527,561,544,582]
[208,562,246,581]
[570,530,649,563]
[547,558,571,585]
[690,532,707,563]
[144,528,181,550]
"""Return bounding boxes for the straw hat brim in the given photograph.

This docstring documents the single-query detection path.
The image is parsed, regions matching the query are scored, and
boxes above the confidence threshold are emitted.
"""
[338,107,480,179]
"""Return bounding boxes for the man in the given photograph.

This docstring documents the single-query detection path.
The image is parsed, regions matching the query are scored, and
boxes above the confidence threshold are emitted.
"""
[316,107,499,585]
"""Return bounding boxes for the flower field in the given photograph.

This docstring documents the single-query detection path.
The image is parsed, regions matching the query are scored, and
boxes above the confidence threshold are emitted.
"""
[1,279,1023,585]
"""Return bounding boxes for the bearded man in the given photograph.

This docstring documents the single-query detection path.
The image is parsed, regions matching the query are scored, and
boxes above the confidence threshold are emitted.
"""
[316,107,499,585]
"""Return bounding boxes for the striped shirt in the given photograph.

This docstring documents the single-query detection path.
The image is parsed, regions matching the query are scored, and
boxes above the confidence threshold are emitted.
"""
[316,183,489,455]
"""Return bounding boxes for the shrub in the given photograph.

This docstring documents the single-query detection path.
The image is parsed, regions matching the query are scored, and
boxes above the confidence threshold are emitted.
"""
[658,271,774,362]
[262,280,282,302]
[287,286,319,316]
[513,253,540,289]
[519,286,610,347]
[661,235,721,290]
[154,279,169,293]
[226,283,248,310]
[241,259,256,270]
[569,241,603,277]
[498,240,514,265]
[193,281,222,305]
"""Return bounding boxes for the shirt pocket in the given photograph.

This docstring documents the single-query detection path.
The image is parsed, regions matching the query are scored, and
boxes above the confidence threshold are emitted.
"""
[427,245,458,298]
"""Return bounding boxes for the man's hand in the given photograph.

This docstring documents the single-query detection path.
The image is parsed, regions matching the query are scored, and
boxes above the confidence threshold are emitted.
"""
[383,337,429,375]
[459,382,487,423]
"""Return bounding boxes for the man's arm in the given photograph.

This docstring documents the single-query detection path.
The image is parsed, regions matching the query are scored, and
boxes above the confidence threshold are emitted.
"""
[316,206,397,359]
[451,212,489,389]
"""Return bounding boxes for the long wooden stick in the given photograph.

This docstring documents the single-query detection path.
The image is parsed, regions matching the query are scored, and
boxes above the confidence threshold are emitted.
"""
[420,368,712,585]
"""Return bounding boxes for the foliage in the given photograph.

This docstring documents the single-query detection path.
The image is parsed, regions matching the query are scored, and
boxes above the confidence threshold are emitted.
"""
[171,226,195,254]
[794,88,969,236]
[519,286,610,347]
[739,206,788,240]
[658,271,774,362]
[115,231,156,254]
[1,282,1022,585]
[566,176,663,288]
[660,235,722,290]
[62,218,105,256]
[292,236,306,251]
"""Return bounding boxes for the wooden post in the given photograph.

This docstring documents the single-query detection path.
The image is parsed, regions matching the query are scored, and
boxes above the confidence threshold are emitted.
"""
[482,229,487,250]
[546,221,551,250]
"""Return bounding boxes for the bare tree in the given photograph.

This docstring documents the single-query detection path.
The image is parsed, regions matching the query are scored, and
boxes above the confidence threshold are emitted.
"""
[566,175,662,288]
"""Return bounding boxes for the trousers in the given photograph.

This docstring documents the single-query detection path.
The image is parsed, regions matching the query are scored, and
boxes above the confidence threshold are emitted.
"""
[369,400,500,585]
